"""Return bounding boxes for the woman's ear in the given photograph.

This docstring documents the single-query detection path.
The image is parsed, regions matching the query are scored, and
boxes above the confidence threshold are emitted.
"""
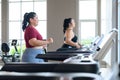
[29,18,33,22]
[69,23,72,26]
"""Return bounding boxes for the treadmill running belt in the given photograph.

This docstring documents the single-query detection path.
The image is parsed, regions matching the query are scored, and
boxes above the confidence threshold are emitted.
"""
[36,51,91,61]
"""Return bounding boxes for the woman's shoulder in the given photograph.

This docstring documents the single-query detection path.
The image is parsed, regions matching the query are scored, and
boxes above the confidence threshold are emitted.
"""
[65,29,73,34]
[25,26,36,33]
[26,26,36,30]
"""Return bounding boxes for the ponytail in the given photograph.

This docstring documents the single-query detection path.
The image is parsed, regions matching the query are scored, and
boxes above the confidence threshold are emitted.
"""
[63,18,72,33]
[22,13,29,31]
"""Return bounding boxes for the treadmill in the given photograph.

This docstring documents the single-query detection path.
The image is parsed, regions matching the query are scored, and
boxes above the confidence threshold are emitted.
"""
[0,60,101,80]
[36,50,92,61]
[0,71,102,80]
[36,35,104,61]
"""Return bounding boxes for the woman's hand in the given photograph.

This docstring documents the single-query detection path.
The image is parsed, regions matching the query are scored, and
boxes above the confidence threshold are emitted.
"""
[75,43,81,49]
[76,44,81,48]
[47,38,53,44]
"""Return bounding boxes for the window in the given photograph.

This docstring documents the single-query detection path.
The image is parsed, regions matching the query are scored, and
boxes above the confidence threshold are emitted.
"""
[9,0,47,55]
[101,0,112,34]
[79,0,97,45]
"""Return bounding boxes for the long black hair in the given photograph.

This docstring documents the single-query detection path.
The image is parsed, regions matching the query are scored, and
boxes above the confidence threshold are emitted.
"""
[22,12,36,31]
[63,18,72,33]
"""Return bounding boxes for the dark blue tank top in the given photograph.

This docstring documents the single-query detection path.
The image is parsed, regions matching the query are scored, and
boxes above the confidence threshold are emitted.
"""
[64,35,78,43]
[62,35,78,48]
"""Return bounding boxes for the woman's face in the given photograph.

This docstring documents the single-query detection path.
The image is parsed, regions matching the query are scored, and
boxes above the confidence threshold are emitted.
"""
[30,15,39,27]
[69,19,75,28]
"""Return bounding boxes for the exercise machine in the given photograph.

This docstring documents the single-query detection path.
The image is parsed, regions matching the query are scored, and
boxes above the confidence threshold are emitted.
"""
[36,35,104,61]
[64,28,118,66]
[0,60,102,80]
[1,43,13,63]
[11,39,20,62]
[1,39,20,63]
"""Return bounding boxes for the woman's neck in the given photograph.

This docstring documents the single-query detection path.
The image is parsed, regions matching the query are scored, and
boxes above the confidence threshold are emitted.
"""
[29,24,36,27]
[68,26,74,30]
[68,27,73,30]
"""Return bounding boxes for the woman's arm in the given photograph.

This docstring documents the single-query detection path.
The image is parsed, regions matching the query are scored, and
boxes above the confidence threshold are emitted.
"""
[29,38,53,47]
[65,30,81,48]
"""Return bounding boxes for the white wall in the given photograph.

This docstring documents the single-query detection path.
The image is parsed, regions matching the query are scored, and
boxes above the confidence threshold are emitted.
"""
[47,0,79,51]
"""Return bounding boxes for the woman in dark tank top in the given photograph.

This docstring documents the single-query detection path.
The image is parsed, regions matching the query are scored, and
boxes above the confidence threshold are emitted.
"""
[61,18,81,48]
[63,35,78,48]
